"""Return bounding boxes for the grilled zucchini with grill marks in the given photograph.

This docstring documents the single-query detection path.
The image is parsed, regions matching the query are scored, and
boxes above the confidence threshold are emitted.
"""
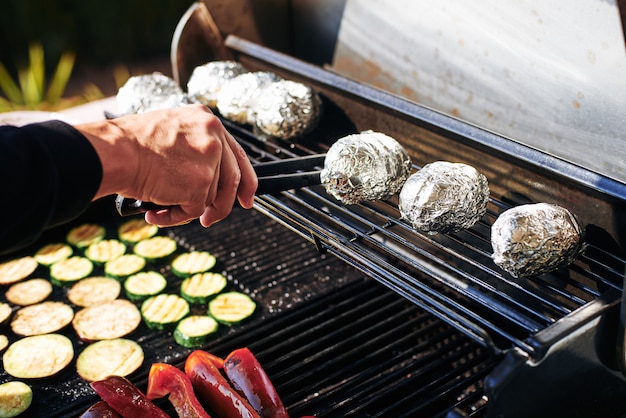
[171,251,216,277]
[11,301,74,336]
[124,271,167,302]
[5,278,53,306]
[181,272,227,304]
[104,254,146,279]
[50,256,93,286]
[3,333,74,379]
[85,239,127,265]
[66,223,105,249]
[76,338,144,382]
[133,236,177,261]
[67,276,121,307]
[73,299,141,341]
[118,218,159,244]
[34,243,72,266]
[141,294,190,330]
[173,315,219,348]
[0,256,38,285]
[208,292,256,325]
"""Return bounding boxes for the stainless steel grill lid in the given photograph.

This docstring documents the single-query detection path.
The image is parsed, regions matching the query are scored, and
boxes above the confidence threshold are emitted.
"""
[398,161,490,235]
[186,60,248,108]
[116,72,186,115]
[320,130,412,204]
[491,202,586,278]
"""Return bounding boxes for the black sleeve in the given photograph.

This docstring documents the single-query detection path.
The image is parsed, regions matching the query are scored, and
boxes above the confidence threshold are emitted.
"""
[0,120,103,256]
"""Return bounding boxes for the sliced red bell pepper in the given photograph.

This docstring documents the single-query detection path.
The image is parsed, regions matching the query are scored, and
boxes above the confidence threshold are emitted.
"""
[146,363,211,418]
[223,348,289,418]
[79,400,121,418]
[185,350,260,418]
[90,376,169,418]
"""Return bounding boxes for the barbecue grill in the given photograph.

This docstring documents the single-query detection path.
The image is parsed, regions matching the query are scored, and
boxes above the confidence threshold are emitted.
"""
[2,3,626,417]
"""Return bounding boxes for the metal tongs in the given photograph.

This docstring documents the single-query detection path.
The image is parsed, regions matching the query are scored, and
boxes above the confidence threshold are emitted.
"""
[115,153,326,216]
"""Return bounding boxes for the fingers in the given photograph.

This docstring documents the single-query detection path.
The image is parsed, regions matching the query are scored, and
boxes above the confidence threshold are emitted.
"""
[138,107,257,229]
[145,204,206,227]
[199,135,241,227]
[227,131,258,209]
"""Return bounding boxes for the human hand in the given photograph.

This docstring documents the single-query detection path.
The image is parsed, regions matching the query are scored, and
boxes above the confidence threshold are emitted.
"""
[79,104,257,227]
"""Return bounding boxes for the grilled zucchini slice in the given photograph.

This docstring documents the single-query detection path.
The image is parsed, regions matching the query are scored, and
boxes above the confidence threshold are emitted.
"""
[133,236,177,261]
[67,276,121,307]
[171,251,216,277]
[0,335,8,352]
[3,333,74,379]
[0,381,33,417]
[34,243,72,266]
[173,315,219,348]
[180,272,227,304]
[66,223,106,249]
[0,256,38,285]
[11,301,74,336]
[5,278,53,306]
[208,292,256,325]
[85,239,127,265]
[0,303,12,327]
[76,338,144,382]
[73,299,141,341]
[141,294,190,330]
[124,271,167,302]
[118,218,159,244]
[50,256,94,286]
[104,254,146,279]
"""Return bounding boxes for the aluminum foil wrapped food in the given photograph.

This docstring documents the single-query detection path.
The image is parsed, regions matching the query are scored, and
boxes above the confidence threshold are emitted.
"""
[186,61,248,109]
[251,79,323,140]
[491,203,585,278]
[116,72,186,115]
[398,161,489,235]
[320,131,412,204]
[216,71,281,124]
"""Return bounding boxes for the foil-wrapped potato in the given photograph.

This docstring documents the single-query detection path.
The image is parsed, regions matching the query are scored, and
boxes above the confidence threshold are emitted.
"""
[398,161,489,234]
[186,61,248,109]
[491,203,585,278]
[251,79,323,140]
[216,71,281,124]
[116,73,186,115]
[320,131,412,204]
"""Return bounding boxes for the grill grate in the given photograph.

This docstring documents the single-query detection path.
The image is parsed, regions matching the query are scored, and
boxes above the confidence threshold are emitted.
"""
[223,117,625,358]
[6,202,496,417]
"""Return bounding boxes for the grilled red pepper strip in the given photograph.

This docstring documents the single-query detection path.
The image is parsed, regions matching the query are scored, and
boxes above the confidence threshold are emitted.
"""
[80,400,121,418]
[90,376,169,418]
[185,350,260,418]
[146,363,211,418]
[223,348,289,418]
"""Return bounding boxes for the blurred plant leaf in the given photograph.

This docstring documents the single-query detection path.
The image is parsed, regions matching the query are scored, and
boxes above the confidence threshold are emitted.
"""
[0,62,23,104]
[29,43,45,98]
[46,51,75,104]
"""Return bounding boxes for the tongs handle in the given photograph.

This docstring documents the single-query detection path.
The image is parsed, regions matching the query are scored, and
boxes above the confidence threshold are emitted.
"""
[115,154,325,216]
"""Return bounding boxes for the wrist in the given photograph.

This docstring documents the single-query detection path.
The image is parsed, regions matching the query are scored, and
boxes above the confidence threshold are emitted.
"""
[76,119,137,200]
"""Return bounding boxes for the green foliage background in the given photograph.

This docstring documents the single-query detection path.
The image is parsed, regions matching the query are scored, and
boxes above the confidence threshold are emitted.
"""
[0,0,193,75]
